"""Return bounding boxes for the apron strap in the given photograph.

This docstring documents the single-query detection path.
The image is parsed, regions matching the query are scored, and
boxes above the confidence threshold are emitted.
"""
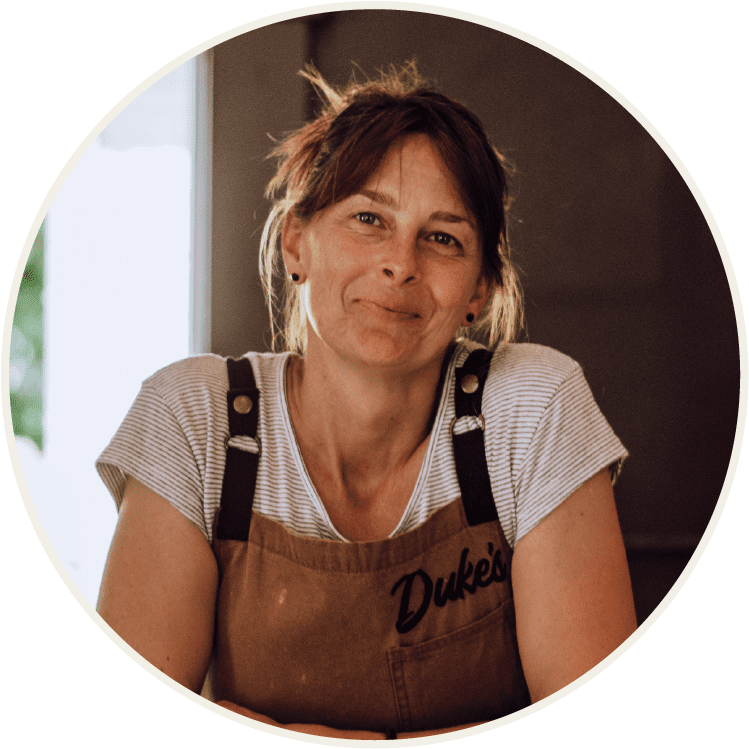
[217,349,497,538]
[216,357,260,541]
[453,348,499,526]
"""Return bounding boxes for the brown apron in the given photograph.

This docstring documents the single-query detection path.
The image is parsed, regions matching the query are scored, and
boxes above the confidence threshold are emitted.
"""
[211,351,530,733]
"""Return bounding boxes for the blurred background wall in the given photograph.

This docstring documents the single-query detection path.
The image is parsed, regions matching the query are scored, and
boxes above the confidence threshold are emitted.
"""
[208,10,740,624]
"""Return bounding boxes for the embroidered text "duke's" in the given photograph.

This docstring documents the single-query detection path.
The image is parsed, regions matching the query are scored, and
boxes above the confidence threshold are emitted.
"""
[390,543,507,634]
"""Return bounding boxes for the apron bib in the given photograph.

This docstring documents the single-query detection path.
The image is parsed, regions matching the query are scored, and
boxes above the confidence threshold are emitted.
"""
[211,350,530,733]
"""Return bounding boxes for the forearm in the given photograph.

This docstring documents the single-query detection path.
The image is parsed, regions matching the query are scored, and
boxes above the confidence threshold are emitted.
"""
[216,701,385,740]
[217,701,483,740]
[397,722,485,739]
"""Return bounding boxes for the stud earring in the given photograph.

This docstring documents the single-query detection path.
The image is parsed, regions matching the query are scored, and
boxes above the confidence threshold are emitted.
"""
[465,313,475,324]
[290,273,300,282]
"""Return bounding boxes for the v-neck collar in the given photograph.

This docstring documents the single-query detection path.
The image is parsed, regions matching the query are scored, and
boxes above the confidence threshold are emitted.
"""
[277,346,463,542]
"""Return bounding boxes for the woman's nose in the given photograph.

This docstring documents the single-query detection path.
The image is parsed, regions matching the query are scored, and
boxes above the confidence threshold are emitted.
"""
[380,235,419,284]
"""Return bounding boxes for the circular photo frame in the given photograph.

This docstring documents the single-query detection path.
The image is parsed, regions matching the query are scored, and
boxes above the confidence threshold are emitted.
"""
[4,3,746,747]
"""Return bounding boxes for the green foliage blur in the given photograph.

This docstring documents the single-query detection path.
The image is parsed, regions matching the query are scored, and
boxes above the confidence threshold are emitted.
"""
[10,222,44,450]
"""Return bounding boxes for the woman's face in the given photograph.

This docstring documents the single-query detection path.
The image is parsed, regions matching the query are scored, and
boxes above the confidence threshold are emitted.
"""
[283,134,489,373]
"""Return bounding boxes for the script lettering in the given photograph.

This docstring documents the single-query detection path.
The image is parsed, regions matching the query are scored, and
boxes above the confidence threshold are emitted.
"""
[391,543,508,631]
[391,569,434,634]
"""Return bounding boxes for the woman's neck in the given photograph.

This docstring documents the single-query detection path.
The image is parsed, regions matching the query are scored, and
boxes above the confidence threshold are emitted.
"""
[285,342,454,539]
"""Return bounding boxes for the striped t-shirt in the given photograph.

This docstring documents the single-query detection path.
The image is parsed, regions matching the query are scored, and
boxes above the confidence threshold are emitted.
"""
[96,341,627,548]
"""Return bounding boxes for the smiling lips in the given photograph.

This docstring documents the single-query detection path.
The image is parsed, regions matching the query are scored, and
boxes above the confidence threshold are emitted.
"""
[356,299,420,321]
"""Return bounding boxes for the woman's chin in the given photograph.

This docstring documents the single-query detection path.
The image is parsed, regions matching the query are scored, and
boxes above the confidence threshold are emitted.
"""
[343,329,437,371]
[309,322,449,373]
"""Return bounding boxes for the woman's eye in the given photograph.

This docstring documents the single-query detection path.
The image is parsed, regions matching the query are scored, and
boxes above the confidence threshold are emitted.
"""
[431,232,461,249]
[355,212,380,226]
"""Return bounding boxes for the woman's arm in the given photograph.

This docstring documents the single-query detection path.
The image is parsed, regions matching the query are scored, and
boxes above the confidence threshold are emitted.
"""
[97,476,219,693]
[216,701,484,740]
[511,468,637,703]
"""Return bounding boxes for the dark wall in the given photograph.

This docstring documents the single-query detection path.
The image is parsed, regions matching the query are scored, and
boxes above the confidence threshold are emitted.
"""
[210,10,740,624]
[211,19,308,356]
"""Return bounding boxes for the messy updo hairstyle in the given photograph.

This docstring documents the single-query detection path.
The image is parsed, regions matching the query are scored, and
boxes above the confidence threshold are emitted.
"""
[260,63,524,354]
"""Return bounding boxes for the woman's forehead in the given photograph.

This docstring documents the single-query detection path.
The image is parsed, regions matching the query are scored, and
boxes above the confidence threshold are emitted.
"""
[358,135,471,214]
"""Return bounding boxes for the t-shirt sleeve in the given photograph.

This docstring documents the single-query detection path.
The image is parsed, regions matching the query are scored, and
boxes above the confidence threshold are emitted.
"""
[96,380,209,539]
[513,363,628,546]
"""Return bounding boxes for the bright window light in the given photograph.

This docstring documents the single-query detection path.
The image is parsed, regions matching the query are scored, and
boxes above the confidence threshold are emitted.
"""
[15,58,196,607]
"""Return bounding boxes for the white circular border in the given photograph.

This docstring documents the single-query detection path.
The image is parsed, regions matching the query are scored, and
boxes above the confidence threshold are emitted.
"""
[0,2,749,746]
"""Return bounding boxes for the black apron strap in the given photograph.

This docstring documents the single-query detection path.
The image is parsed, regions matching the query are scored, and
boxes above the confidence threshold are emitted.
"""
[453,348,498,526]
[217,349,496,537]
[216,357,260,541]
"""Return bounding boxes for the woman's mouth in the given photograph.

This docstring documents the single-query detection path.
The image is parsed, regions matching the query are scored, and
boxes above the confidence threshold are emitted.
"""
[356,299,420,321]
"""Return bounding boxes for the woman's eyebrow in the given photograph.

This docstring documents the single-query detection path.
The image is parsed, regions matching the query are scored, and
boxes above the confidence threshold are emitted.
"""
[357,188,397,208]
[430,211,475,229]
[355,189,475,229]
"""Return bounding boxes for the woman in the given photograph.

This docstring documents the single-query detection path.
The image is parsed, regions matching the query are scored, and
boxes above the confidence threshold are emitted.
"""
[96,65,636,739]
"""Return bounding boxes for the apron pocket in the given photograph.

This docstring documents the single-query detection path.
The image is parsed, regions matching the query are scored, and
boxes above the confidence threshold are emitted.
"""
[387,601,530,732]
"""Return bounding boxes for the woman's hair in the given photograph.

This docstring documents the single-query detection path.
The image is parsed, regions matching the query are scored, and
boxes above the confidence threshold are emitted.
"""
[260,63,524,354]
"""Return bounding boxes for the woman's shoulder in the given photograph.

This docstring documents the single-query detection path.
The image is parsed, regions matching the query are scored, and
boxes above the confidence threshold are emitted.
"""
[489,342,580,385]
[456,340,580,393]
[463,341,585,416]
[142,351,286,402]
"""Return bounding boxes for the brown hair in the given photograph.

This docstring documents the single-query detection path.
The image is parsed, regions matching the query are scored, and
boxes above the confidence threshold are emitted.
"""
[260,63,524,353]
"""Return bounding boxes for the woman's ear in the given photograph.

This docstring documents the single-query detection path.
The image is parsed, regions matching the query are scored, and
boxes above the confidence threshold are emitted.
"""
[467,274,492,318]
[281,210,305,269]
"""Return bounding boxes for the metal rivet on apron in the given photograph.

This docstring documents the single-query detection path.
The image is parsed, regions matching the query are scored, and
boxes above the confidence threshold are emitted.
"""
[461,374,479,394]
[233,395,253,414]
